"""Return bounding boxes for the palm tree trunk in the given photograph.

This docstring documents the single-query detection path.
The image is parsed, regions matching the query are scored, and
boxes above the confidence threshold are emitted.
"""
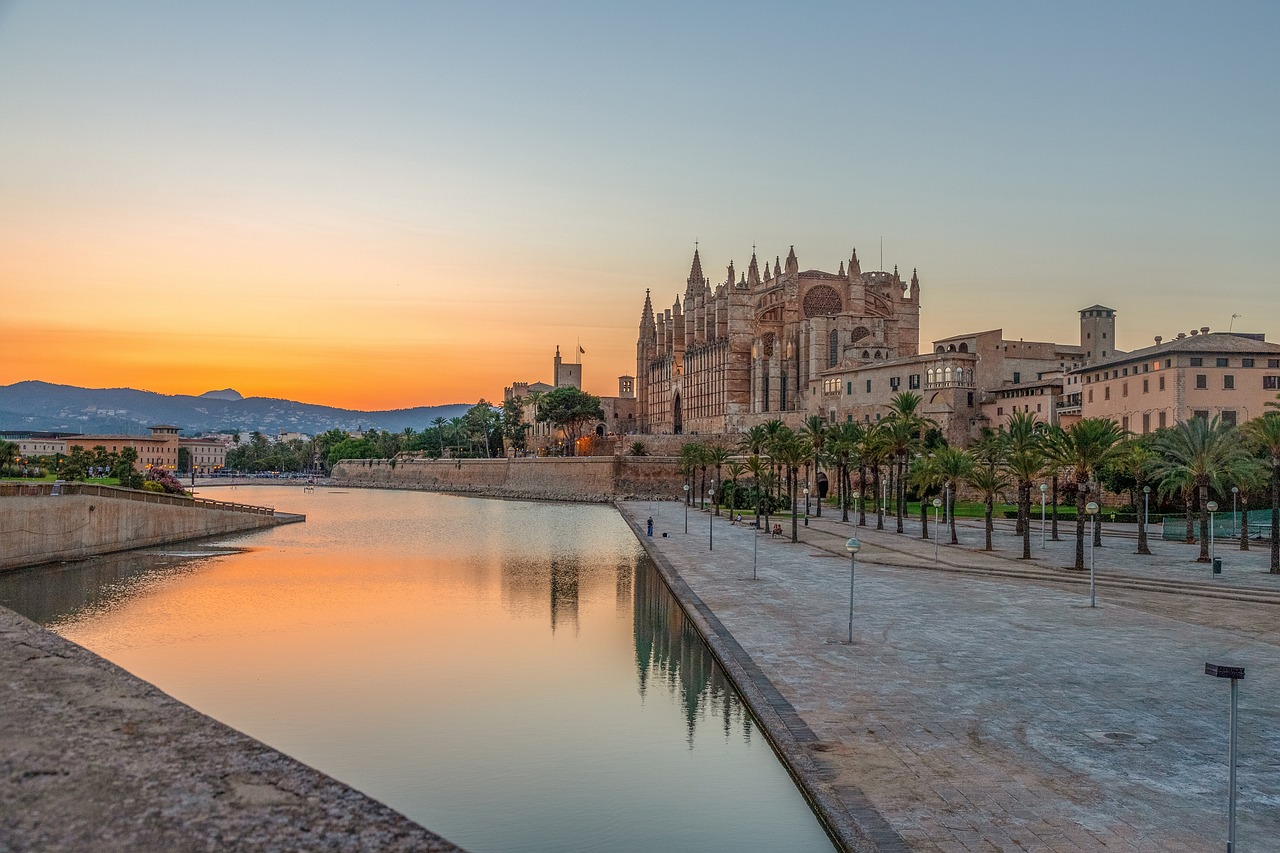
[1239,494,1248,551]
[920,494,930,540]
[948,484,959,544]
[783,468,793,540]
[1197,482,1210,562]
[874,467,884,530]
[1075,484,1087,570]
[1271,459,1279,573]
[1137,484,1151,555]
[895,457,905,533]
[1184,497,1194,543]
[984,497,993,551]
[1051,474,1061,540]
[858,467,867,526]
[1021,482,1032,559]
[814,454,823,518]
[840,463,849,522]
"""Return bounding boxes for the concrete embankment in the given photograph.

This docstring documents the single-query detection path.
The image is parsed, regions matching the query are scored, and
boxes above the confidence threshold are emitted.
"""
[0,482,303,572]
[0,604,464,852]
[333,455,684,501]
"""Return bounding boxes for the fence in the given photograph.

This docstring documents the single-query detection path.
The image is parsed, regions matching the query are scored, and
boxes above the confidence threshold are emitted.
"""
[0,482,276,516]
[1161,509,1275,542]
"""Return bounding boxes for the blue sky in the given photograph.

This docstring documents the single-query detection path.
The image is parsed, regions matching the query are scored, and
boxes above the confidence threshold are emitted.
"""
[1,1,1276,405]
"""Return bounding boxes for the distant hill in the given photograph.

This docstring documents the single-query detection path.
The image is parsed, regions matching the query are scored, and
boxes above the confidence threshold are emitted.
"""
[0,381,473,436]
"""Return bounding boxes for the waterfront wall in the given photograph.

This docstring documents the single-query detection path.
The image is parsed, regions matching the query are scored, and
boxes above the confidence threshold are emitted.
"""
[333,456,686,501]
[0,483,299,572]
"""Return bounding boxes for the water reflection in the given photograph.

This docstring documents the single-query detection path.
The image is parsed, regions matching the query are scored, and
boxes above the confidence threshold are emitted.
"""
[0,488,831,853]
[634,562,755,749]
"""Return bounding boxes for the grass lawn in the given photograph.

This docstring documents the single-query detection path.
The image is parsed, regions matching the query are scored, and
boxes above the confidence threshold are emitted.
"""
[1,475,120,485]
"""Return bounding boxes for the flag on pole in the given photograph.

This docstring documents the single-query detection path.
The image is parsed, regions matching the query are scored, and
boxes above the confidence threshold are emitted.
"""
[579,345,586,354]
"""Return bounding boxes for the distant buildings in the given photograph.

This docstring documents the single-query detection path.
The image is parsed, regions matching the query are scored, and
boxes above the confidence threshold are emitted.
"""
[6,425,230,473]
[628,244,1278,445]
[504,347,637,452]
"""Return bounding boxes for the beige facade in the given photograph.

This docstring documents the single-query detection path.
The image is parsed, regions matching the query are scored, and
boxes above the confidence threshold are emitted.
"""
[637,246,921,435]
[179,436,229,472]
[1074,329,1280,431]
[13,436,68,457]
[67,424,181,472]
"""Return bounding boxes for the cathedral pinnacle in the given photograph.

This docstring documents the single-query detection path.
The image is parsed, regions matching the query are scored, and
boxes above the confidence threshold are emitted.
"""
[687,246,705,288]
[747,250,761,287]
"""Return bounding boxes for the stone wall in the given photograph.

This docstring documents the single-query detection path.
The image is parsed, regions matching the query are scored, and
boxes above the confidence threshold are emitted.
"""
[0,484,296,572]
[333,456,687,501]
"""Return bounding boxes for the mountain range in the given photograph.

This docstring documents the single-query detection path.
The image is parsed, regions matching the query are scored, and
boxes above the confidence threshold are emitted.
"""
[0,381,473,437]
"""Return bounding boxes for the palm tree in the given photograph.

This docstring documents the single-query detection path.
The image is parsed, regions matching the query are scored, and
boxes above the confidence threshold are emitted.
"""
[1001,412,1045,558]
[1111,439,1159,555]
[1052,418,1127,570]
[801,415,828,517]
[933,446,974,545]
[860,424,892,530]
[1242,413,1280,572]
[738,423,770,457]
[774,433,811,543]
[745,454,769,530]
[724,460,746,518]
[908,453,943,540]
[966,464,1011,551]
[1153,416,1252,563]
[678,443,702,504]
[828,422,864,523]
[885,393,934,534]
[706,445,732,516]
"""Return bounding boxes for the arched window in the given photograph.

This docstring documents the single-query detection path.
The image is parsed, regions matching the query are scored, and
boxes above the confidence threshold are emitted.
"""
[935,346,945,353]
[861,350,870,359]
[955,367,964,384]
[927,368,935,383]
[958,342,969,353]
[874,350,882,359]
[948,344,956,352]
[944,366,953,382]
[828,329,839,367]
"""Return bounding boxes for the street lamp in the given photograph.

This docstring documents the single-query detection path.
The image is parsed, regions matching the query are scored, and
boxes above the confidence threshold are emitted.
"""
[752,510,759,580]
[1143,485,1151,530]
[709,488,715,551]
[845,538,861,644]
[932,497,942,562]
[852,490,861,527]
[804,487,810,527]
[1231,486,1239,538]
[1207,500,1219,567]
[1205,662,1245,853]
[1086,501,1099,607]
[1039,483,1048,549]
[683,483,689,533]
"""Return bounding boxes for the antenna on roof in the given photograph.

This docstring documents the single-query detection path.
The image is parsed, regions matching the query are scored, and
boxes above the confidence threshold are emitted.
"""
[1229,313,1241,332]
[880,236,883,272]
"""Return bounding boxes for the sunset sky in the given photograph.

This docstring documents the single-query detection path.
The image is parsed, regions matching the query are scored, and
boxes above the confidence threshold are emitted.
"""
[2,2,1277,410]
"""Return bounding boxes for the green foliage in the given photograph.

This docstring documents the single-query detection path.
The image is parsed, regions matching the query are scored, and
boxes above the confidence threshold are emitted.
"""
[536,387,604,455]
[629,441,648,456]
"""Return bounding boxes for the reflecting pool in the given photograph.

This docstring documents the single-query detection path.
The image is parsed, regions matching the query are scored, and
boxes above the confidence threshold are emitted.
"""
[0,487,832,853]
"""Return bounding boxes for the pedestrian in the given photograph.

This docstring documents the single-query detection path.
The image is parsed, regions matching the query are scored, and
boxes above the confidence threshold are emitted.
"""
[646,516,653,537]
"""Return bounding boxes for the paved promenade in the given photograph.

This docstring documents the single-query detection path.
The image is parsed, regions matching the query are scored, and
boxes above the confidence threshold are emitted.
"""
[619,501,1280,852]
[0,606,465,852]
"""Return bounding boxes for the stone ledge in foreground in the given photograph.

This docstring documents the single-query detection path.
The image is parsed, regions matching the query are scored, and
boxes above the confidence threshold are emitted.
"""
[0,605,465,853]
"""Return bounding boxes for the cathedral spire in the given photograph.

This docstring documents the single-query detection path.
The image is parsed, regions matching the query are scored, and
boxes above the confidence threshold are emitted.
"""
[838,260,845,277]
[774,256,781,278]
[640,288,654,330]
[785,245,798,276]
[849,247,861,277]
[726,260,735,287]
[687,246,705,288]
[747,250,761,287]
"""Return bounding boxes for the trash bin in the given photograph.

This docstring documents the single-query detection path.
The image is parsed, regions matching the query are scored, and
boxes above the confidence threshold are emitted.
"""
[1212,557,1222,575]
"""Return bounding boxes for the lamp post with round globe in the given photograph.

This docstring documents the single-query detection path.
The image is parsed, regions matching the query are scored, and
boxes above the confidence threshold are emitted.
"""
[683,483,689,533]
[844,538,861,644]
[1231,486,1239,538]
[852,490,861,527]
[709,487,716,551]
[932,497,942,561]
[1040,483,1049,549]
[1207,500,1219,567]
[1086,501,1100,607]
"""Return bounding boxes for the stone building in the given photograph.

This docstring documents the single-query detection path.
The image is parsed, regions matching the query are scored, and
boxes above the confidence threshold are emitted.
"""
[66,424,181,472]
[1072,328,1280,433]
[636,245,920,435]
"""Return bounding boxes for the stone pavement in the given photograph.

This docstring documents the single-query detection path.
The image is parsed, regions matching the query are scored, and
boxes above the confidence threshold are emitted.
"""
[0,606,465,852]
[620,500,1280,853]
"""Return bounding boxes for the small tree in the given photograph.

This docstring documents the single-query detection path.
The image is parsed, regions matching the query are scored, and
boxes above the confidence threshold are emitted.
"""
[536,387,604,456]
